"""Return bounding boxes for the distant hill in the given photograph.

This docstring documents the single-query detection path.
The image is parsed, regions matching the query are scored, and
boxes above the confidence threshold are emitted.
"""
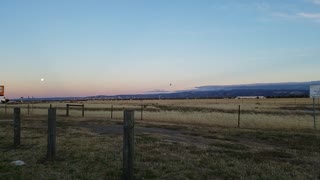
[15,81,319,101]
[85,81,319,100]
[193,81,320,91]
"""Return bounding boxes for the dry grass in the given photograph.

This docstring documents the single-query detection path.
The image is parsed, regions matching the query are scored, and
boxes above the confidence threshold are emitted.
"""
[1,98,319,130]
[0,115,319,179]
[0,98,319,179]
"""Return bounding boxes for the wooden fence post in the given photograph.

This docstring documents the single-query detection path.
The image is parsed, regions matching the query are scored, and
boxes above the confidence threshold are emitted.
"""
[14,108,21,147]
[238,105,241,128]
[313,98,316,129]
[123,110,134,180]
[82,104,84,117]
[141,105,143,121]
[66,104,69,117]
[111,105,113,119]
[47,108,56,161]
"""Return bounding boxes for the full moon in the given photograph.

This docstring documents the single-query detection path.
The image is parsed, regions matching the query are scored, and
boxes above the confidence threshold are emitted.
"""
[40,78,45,82]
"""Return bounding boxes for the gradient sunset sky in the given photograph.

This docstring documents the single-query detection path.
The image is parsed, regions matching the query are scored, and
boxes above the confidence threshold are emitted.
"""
[1,0,320,98]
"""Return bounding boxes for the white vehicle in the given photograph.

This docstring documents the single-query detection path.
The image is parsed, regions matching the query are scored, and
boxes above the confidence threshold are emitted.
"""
[0,85,9,103]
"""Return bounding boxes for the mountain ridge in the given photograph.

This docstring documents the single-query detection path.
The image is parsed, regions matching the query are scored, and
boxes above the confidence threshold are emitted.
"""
[13,81,319,101]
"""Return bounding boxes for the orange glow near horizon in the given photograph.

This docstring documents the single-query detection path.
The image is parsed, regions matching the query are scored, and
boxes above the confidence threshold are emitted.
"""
[4,82,184,99]
[4,76,319,99]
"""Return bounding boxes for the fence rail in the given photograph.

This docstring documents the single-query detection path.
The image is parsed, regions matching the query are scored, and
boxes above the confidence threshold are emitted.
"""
[0,100,319,129]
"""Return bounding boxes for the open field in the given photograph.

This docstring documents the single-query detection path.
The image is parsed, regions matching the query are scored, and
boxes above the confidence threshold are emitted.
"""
[1,98,319,129]
[0,98,320,179]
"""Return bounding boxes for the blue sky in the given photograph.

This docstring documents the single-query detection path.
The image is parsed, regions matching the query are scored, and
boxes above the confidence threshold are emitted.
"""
[0,0,320,98]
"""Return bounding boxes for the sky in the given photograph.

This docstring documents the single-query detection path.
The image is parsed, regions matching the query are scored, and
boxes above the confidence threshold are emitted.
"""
[0,0,320,98]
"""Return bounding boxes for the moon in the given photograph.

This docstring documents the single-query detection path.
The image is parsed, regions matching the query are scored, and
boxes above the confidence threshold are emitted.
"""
[40,78,45,82]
